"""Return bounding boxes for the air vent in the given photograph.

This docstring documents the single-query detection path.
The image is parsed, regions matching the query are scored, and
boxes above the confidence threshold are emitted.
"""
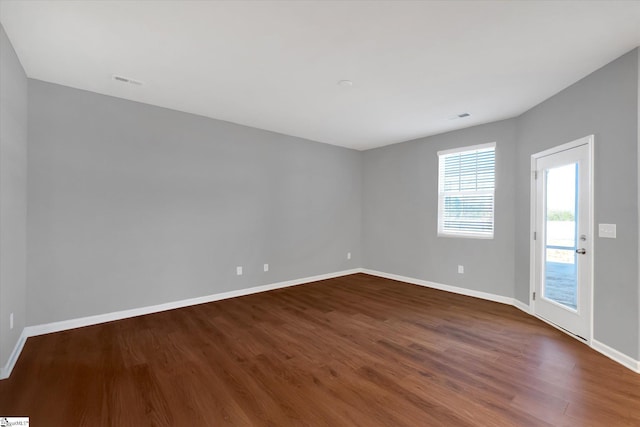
[112,75,143,86]
[449,112,472,121]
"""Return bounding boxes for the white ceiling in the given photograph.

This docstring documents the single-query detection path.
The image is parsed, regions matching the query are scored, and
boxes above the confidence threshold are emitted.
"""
[1,1,639,150]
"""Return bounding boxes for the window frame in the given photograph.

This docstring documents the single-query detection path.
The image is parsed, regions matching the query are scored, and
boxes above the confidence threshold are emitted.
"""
[437,142,496,239]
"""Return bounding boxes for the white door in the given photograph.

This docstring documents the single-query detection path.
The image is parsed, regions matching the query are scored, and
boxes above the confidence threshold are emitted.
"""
[531,136,592,340]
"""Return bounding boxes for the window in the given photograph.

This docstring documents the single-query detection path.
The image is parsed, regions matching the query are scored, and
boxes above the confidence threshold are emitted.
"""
[437,142,496,238]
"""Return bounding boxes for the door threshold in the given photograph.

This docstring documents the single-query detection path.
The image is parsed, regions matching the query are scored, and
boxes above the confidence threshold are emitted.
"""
[534,314,589,343]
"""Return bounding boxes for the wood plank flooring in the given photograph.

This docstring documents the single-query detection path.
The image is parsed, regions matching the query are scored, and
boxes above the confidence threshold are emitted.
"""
[1,273,639,426]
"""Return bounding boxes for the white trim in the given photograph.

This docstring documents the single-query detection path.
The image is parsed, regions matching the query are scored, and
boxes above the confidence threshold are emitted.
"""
[362,269,640,373]
[529,156,537,311]
[592,339,640,373]
[4,267,639,379]
[588,137,595,346]
[531,135,593,160]
[1,268,362,379]
[361,269,514,306]
[512,298,530,314]
[637,48,640,369]
[437,231,494,239]
[437,141,495,156]
[25,268,362,338]
[0,329,28,380]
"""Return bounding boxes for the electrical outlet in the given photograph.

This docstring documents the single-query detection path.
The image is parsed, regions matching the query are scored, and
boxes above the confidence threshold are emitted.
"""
[10,312,14,329]
[236,266,243,276]
[264,263,269,272]
[458,265,464,274]
[347,252,352,260]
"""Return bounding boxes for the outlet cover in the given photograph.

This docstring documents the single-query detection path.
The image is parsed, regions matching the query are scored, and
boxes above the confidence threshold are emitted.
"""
[264,263,269,272]
[236,266,243,276]
[347,252,352,260]
[458,265,464,274]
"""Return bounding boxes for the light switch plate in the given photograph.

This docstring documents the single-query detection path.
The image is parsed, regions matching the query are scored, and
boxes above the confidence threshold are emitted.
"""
[598,223,616,238]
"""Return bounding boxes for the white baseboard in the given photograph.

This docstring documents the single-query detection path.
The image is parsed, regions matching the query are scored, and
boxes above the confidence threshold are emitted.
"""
[25,268,362,338]
[512,298,530,314]
[361,268,516,306]
[0,329,28,380]
[592,339,640,373]
[1,268,361,379]
[361,269,639,374]
[4,267,638,378]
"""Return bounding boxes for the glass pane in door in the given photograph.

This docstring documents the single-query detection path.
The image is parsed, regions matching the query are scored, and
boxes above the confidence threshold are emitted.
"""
[544,163,578,310]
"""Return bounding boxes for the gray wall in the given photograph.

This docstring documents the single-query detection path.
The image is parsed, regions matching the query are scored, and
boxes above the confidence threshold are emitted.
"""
[27,80,362,326]
[363,119,517,298]
[6,28,639,367]
[515,48,639,359]
[0,24,28,371]
[363,48,639,360]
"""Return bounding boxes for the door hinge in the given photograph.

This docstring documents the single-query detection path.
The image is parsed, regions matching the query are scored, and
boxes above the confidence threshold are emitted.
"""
[533,291,536,301]
[533,231,537,240]
[534,170,538,180]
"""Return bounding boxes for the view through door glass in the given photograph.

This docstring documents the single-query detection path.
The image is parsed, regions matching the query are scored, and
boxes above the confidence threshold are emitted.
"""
[544,163,578,310]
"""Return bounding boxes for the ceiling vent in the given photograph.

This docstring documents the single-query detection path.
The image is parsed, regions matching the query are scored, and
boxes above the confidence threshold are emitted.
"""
[112,75,143,86]
[449,112,471,120]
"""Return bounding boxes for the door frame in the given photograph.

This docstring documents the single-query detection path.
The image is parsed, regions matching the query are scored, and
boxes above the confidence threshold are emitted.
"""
[529,134,594,344]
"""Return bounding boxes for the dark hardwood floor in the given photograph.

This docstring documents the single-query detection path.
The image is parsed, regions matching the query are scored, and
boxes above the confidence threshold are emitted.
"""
[1,273,639,426]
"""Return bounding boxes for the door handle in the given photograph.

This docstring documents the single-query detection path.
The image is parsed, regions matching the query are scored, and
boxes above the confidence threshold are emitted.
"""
[576,248,586,254]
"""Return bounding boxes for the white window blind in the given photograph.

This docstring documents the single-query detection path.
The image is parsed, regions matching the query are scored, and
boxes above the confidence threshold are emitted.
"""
[438,142,495,238]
